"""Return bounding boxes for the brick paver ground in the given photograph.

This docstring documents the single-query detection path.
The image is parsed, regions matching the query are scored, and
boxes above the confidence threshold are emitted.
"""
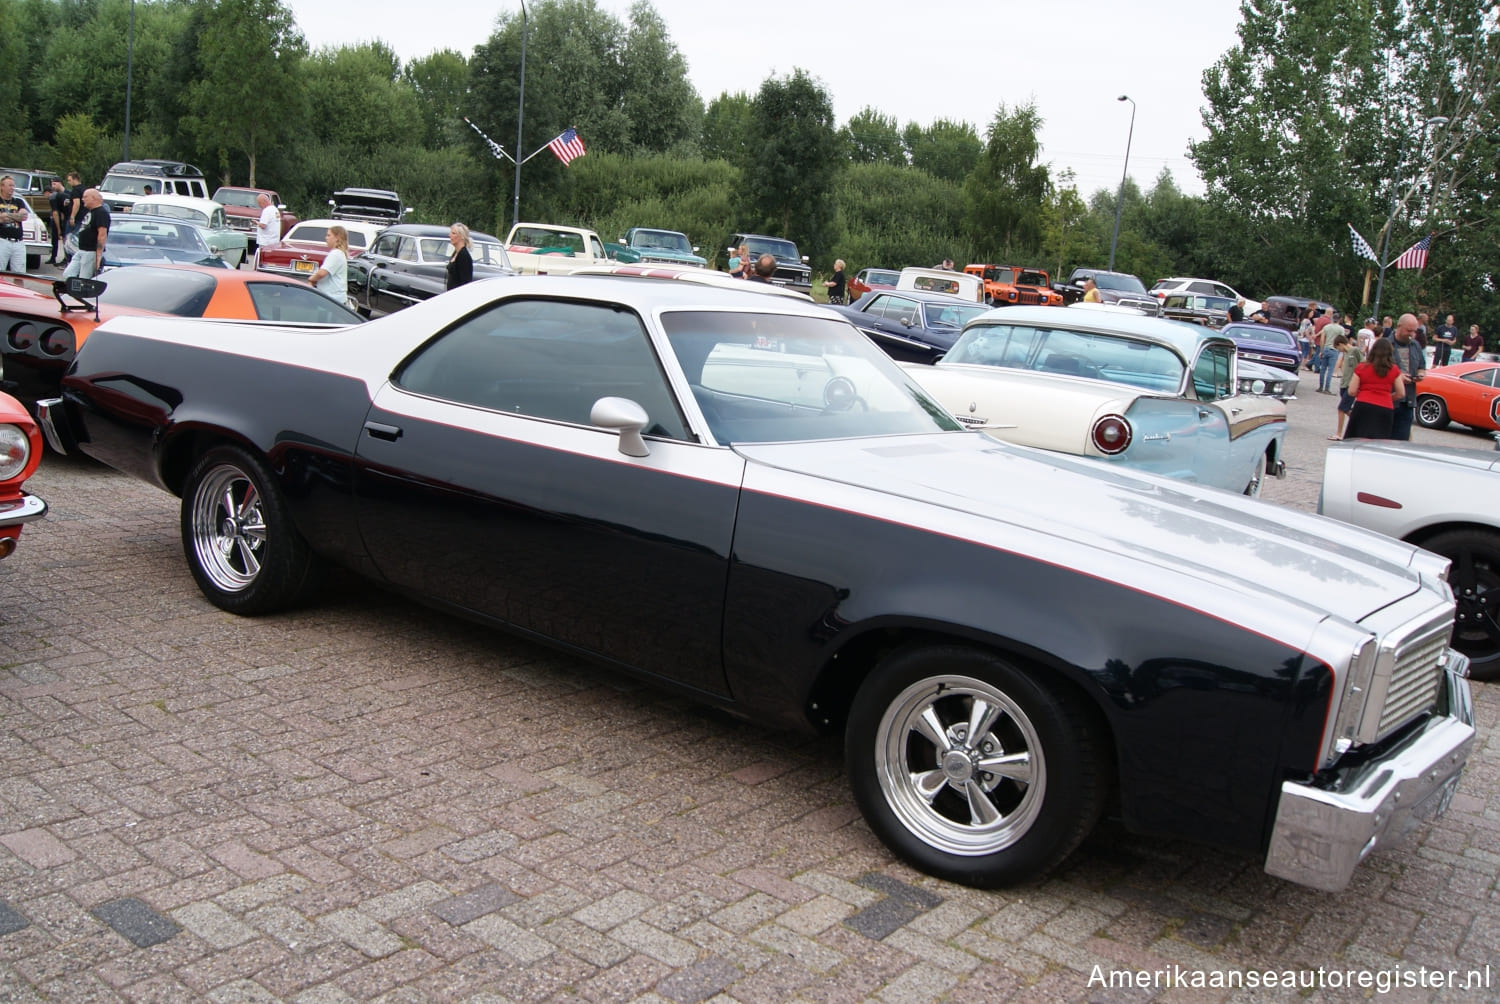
[3,384,1498,1003]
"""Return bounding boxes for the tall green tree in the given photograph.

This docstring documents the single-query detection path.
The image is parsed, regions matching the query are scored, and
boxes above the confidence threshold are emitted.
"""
[303,42,423,155]
[619,1,701,154]
[840,107,904,166]
[404,50,472,150]
[963,101,1049,256]
[903,119,981,183]
[184,0,306,185]
[742,68,838,256]
[701,91,752,164]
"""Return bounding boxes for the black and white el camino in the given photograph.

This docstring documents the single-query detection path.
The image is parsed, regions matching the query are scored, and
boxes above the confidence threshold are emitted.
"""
[40,276,1474,892]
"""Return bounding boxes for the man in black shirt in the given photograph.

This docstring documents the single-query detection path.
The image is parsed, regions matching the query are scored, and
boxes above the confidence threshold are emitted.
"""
[47,179,68,265]
[63,188,109,279]
[66,172,86,231]
[0,175,31,274]
[1433,314,1458,367]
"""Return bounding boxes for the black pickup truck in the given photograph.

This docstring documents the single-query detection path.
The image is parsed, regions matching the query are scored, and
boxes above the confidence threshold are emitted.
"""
[1054,268,1161,315]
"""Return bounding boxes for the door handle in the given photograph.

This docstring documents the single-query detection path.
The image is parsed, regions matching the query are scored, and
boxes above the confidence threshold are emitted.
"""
[364,421,402,441]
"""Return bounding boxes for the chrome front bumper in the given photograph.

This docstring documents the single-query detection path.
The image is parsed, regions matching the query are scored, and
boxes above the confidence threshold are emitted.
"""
[1265,651,1474,891]
[0,493,47,528]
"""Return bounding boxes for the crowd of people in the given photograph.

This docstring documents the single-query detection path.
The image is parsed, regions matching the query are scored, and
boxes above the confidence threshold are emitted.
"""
[1298,307,1488,442]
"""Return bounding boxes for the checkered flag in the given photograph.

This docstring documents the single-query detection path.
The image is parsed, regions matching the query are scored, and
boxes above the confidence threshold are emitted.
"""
[463,117,509,162]
[1348,223,1378,263]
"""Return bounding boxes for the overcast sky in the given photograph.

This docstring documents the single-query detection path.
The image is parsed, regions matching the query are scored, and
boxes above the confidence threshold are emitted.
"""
[284,0,1246,198]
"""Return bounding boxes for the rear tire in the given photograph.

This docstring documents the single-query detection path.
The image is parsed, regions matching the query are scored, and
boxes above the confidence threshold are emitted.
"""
[1416,394,1450,429]
[1421,528,1500,681]
[181,445,324,614]
[845,645,1109,887]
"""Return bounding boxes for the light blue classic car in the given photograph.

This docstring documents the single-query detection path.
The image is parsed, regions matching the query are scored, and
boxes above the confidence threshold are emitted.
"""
[904,304,1289,496]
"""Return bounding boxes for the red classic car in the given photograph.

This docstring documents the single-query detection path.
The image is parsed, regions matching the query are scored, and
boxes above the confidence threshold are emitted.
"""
[0,390,44,558]
[1416,360,1500,432]
[847,267,899,301]
[254,219,383,280]
[212,186,299,251]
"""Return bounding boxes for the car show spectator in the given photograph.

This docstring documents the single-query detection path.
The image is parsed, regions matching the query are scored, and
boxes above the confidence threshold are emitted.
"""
[1317,321,1344,394]
[1463,324,1484,362]
[308,224,349,304]
[255,193,281,251]
[446,222,474,290]
[0,175,32,274]
[934,258,955,271]
[1342,336,1405,440]
[1228,298,1245,323]
[1415,312,1429,346]
[1357,318,1376,354]
[729,243,751,279]
[1380,315,1394,340]
[747,253,777,283]
[1433,314,1458,366]
[824,259,846,304]
[1389,313,1426,440]
[65,172,85,231]
[46,179,68,265]
[62,188,108,280]
[1331,331,1363,440]
[1081,277,1101,303]
[1296,306,1317,368]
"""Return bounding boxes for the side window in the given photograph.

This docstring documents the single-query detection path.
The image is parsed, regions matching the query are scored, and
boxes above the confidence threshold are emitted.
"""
[247,282,359,323]
[211,208,227,229]
[1461,369,1498,388]
[396,238,419,262]
[1189,281,1215,295]
[589,237,606,259]
[394,299,690,441]
[371,233,401,257]
[1165,294,1189,309]
[1193,344,1235,401]
[885,297,920,325]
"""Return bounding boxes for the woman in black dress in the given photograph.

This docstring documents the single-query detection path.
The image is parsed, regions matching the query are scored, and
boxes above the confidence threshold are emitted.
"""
[447,223,474,290]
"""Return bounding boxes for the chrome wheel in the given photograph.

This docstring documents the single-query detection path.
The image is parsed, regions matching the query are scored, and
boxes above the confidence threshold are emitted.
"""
[1244,451,1268,498]
[189,463,266,594]
[875,674,1046,856]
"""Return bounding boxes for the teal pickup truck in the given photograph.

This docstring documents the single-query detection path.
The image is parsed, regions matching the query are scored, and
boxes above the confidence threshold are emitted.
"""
[615,227,706,267]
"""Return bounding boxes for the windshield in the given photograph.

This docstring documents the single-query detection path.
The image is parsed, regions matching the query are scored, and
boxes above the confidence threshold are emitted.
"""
[96,266,219,316]
[943,322,1185,394]
[921,302,991,329]
[1225,324,1297,347]
[111,218,213,253]
[213,189,261,208]
[471,240,511,268]
[983,267,1014,283]
[744,237,799,261]
[1095,273,1148,293]
[99,174,156,196]
[511,227,584,253]
[134,203,209,227]
[865,270,899,286]
[634,230,691,252]
[661,310,961,444]
[285,224,370,249]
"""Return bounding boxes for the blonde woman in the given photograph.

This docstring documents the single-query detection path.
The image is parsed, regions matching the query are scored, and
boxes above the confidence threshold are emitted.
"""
[309,225,348,303]
[447,222,474,290]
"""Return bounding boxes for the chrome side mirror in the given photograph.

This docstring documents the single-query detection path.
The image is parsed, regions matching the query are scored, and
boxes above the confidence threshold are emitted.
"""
[591,397,651,457]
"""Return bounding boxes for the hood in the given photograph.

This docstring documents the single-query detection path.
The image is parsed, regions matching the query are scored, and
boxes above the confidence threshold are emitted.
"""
[330,189,404,223]
[735,432,1427,631]
[1335,439,1500,471]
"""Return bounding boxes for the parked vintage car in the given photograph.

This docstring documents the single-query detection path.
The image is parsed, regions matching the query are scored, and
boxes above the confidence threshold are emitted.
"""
[571,263,810,300]
[0,389,45,558]
[0,269,358,412]
[618,228,705,267]
[846,267,898,301]
[1220,321,1303,372]
[1237,358,1299,400]
[1414,360,1500,433]
[723,233,811,293]
[1258,295,1339,333]
[1159,292,1233,328]
[328,187,410,227]
[1320,438,1500,679]
[212,186,298,251]
[825,290,992,364]
[102,214,231,270]
[40,276,1473,893]
[131,195,250,267]
[1053,268,1161,314]
[254,219,383,280]
[347,224,514,318]
[905,305,1287,496]
[895,267,985,302]
[1151,276,1261,314]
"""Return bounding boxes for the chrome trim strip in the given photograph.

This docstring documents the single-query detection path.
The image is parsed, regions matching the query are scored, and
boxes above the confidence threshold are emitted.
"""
[1265,653,1473,891]
[35,397,67,455]
[0,493,46,526]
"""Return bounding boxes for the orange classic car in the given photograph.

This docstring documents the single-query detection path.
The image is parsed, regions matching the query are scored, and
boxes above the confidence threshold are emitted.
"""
[1416,361,1500,433]
[1,266,359,411]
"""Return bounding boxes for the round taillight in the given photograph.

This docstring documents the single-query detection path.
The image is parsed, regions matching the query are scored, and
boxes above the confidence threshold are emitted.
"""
[8,321,37,351]
[0,424,29,481]
[1090,414,1132,455]
[40,326,75,357]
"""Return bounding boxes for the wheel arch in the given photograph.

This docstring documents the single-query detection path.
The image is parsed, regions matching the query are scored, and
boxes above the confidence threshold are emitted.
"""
[158,424,262,497]
[1404,520,1500,551]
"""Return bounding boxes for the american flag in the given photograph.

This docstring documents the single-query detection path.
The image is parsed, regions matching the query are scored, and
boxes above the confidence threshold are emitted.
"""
[1348,223,1378,263]
[547,128,586,166]
[1392,235,1431,270]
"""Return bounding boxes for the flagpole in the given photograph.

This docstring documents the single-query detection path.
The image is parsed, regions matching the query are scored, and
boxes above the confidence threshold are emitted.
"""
[512,0,527,233]
[1371,114,1448,324]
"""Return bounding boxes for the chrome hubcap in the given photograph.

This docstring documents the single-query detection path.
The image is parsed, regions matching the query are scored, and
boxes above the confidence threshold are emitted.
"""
[191,465,266,593]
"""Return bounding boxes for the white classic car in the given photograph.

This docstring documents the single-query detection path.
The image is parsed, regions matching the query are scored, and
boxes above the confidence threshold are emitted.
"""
[905,305,1288,496]
[1320,438,1500,680]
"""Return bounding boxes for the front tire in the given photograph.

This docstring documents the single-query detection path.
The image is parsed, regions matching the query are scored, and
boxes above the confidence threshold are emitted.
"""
[1244,451,1268,498]
[845,645,1109,887]
[1421,528,1500,680]
[181,445,324,614]
[1416,394,1450,429]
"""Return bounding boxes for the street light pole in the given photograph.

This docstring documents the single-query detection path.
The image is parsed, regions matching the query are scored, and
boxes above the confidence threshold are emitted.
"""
[123,0,134,159]
[511,0,527,233]
[1108,95,1135,273]
[1371,114,1448,325]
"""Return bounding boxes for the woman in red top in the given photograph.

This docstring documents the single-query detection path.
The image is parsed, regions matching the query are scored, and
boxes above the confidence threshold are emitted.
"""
[1340,337,1406,439]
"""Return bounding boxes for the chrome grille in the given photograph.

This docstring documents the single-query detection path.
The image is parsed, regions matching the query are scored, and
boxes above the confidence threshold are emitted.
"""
[1377,627,1448,735]
[1016,290,1040,305]
[1116,296,1161,315]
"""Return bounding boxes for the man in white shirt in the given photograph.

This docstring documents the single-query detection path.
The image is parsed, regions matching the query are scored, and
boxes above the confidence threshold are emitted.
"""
[254,194,280,255]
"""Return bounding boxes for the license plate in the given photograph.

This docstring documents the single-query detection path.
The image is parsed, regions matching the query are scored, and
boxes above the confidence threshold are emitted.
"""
[293,260,315,273]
